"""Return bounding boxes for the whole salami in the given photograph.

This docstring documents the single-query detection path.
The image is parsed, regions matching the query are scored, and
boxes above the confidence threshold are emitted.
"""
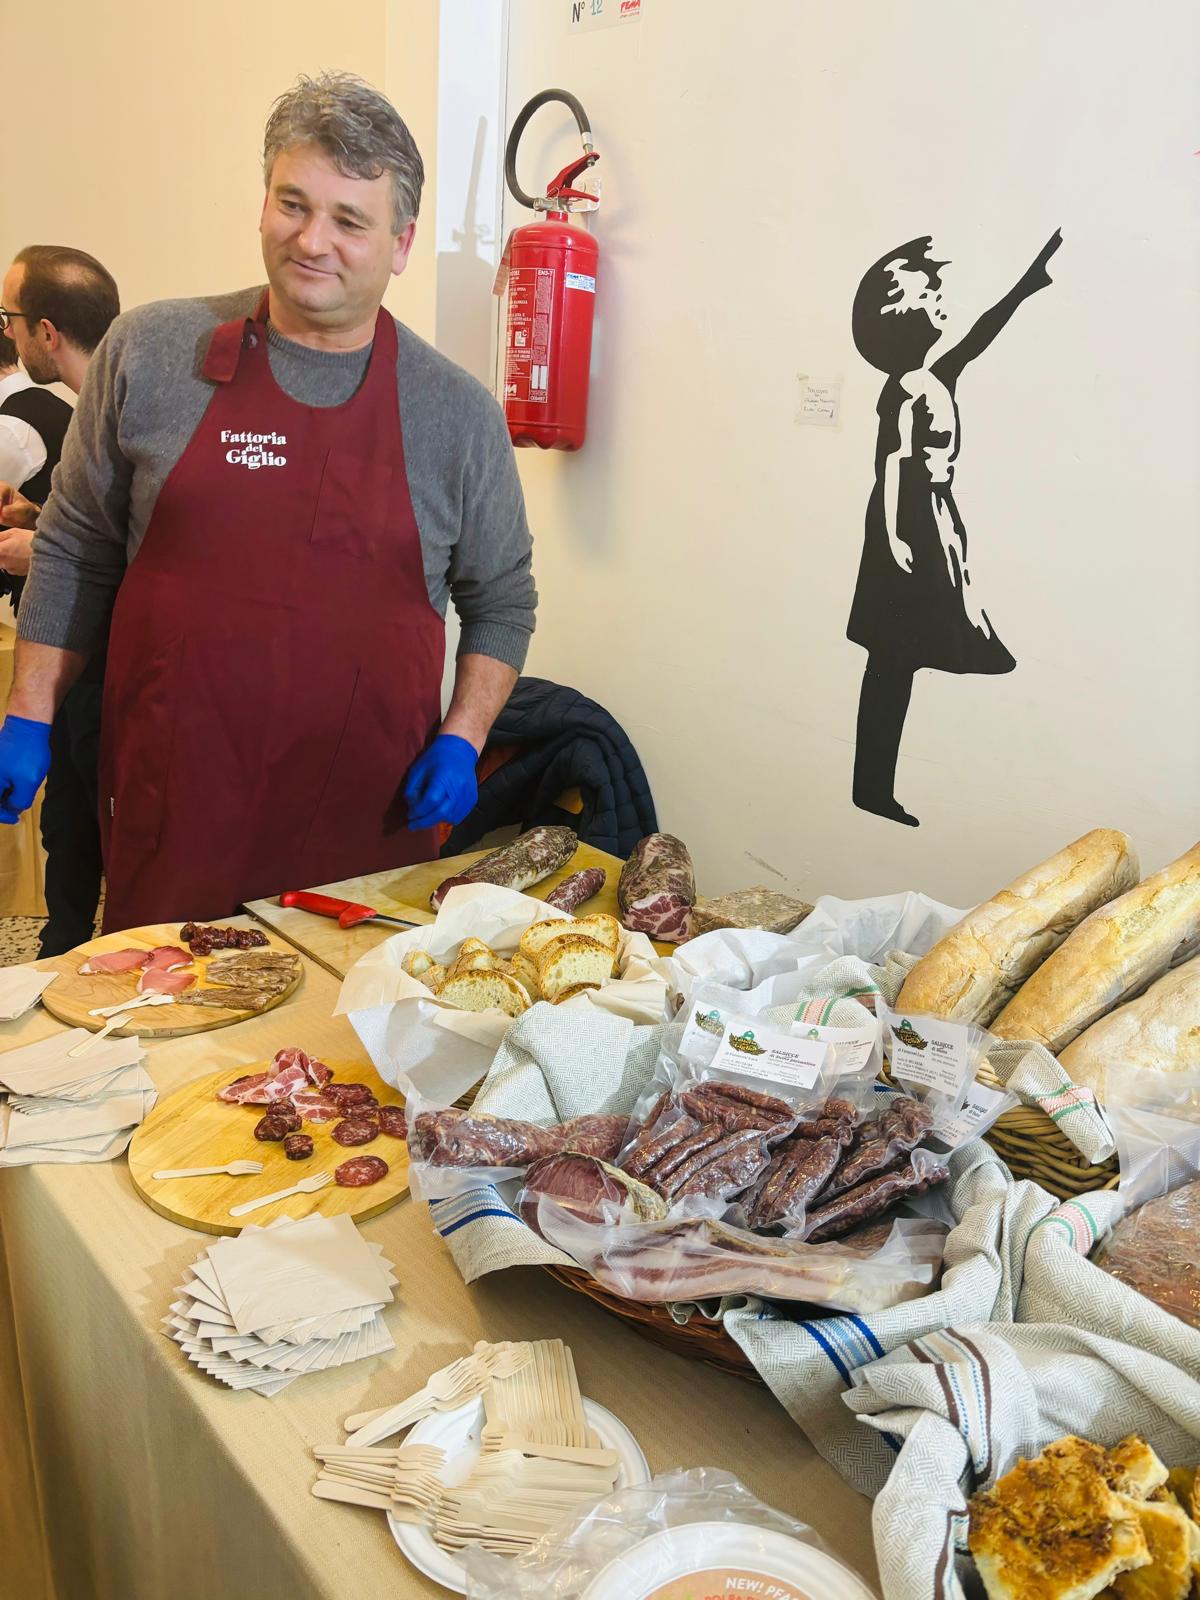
[376,1105,408,1139]
[335,1155,389,1187]
[545,868,607,913]
[617,834,696,942]
[331,1118,379,1146]
[430,826,579,909]
[283,1133,314,1160]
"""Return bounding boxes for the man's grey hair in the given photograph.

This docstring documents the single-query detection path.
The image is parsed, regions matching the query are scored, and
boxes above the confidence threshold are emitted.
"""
[263,72,424,233]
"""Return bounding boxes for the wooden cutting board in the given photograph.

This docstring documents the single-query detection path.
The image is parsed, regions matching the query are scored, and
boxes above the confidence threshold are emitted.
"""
[367,840,624,925]
[128,1058,409,1236]
[41,924,304,1038]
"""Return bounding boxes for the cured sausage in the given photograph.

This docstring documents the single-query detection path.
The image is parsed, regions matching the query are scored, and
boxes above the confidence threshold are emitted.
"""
[803,1156,950,1242]
[325,1083,378,1110]
[620,1114,701,1179]
[376,1106,408,1139]
[762,1135,843,1223]
[559,1113,628,1162]
[617,834,696,942]
[253,1113,288,1141]
[283,1133,314,1160]
[430,826,579,909]
[335,1155,389,1187]
[661,1127,765,1200]
[821,1098,935,1200]
[411,1109,562,1168]
[545,868,607,913]
[331,1118,379,1146]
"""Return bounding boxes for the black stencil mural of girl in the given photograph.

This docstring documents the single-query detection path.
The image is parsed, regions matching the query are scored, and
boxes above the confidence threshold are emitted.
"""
[848,229,1062,826]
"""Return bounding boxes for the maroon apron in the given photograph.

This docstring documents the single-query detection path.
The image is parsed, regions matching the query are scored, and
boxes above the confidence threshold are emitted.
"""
[99,293,444,932]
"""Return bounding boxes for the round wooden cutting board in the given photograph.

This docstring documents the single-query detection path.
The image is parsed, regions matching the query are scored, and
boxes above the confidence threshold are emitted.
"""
[128,1058,409,1236]
[41,924,304,1038]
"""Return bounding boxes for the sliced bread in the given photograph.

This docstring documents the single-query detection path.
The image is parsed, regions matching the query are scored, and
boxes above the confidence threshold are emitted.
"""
[436,969,530,1018]
[538,935,615,1003]
[551,981,602,1005]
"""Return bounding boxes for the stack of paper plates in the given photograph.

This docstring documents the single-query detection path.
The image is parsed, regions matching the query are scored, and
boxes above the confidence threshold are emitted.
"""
[581,1521,877,1600]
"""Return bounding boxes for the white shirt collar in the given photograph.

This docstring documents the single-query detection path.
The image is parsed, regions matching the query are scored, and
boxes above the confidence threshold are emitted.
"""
[0,369,36,405]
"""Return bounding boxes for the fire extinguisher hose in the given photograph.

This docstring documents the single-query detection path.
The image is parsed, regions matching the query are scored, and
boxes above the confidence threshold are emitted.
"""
[505,89,593,210]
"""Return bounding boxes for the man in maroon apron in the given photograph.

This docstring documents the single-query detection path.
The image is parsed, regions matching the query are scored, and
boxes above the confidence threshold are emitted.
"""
[0,73,537,932]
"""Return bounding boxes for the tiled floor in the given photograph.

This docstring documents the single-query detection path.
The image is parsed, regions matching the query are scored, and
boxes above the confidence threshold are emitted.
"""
[0,888,105,966]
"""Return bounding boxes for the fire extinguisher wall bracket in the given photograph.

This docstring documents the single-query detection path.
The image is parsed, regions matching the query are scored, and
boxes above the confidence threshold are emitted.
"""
[500,89,600,451]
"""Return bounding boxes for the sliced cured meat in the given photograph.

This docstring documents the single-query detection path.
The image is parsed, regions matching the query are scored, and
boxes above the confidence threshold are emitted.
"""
[269,1046,311,1077]
[283,1133,314,1160]
[144,945,192,970]
[262,1102,301,1134]
[331,1119,379,1146]
[335,1155,388,1187]
[324,1082,377,1109]
[305,1057,333,1087]
[78,948,147,975]
[137,967,196,995]
[430,825,578,908]
[217,1072,269,1104]
[176,986,273,1012]
[376,1106,408,1139]
[253,1114,288,1141]
[291,1090,341,1124]
[618,835,696,943]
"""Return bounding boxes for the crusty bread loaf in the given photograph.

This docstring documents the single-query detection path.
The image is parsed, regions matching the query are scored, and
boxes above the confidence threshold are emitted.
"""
[896,829,1139,1024]
[1057,957,1200,1098]
[992,842,1200,1053]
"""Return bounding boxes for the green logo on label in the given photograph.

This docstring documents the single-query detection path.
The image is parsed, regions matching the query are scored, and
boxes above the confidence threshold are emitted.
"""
[727,1029,766,1056]
[693,1008,724,1036]
[894,1018,928,1049]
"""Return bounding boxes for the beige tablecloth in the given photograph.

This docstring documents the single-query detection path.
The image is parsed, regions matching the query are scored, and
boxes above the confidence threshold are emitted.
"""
[0,621,47,916]
[0,932,877,1600]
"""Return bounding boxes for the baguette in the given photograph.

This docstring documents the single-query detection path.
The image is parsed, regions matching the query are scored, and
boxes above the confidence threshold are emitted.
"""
[992,842,1200,1053]
[1057,956,1200,1098]
[896,829,1139,1024]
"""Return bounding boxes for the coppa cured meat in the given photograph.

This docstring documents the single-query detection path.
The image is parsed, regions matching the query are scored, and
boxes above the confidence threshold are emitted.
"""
[545,868,607,913]
[519,1154,666,1235]
[335,1155,388,1187]
[290,1090,341,1124]
[430,825,579,908]
[617,834,696,942]
[331,1118,379,1147]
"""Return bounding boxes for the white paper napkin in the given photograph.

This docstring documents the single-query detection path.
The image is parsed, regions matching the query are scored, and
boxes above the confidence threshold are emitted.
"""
[0,1031,146,1095]
[208,1213,395,1336]
[0,965,58,1021]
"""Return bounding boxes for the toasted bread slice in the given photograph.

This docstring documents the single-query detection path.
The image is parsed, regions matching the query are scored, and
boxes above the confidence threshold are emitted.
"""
[1111,1496,1197,1600]
[510,951,541,1003]
[969,1439,1150,1600]
[561,913,621,954]
[1164,1467,1199,1522]
[419,963,446,993]
[538,936,615,1003]
[436,969,529,1018]
[402,949,436,979]
[551,981,602,1005]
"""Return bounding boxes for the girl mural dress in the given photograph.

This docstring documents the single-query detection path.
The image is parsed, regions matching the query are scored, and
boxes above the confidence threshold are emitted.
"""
[848,230,1061,826]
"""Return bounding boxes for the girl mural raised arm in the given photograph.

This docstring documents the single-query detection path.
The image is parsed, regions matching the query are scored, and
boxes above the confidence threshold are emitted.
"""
[847,229,1062,826]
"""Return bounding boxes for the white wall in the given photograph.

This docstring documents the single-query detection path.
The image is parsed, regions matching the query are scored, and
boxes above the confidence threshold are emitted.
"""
[497,0,1200,906]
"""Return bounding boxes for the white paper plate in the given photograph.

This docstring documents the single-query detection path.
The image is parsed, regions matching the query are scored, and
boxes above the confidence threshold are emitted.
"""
[581,1520,877,1600]
[387,1395,650,1593]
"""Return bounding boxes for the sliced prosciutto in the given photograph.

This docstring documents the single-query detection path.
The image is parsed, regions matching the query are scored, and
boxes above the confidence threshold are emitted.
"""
[138,967,196,995]
[144,945,193,971]
[79,948,148,975]
[217,1072,270,1104]
[215,1046,334,1109]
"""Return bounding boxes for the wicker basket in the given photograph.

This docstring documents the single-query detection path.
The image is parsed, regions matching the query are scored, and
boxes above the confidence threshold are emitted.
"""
[543,1264,761,1381]
[977,1058,1118,1200]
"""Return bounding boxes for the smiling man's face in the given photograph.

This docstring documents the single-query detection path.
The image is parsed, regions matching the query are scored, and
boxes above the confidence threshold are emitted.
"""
[260,143,414,334]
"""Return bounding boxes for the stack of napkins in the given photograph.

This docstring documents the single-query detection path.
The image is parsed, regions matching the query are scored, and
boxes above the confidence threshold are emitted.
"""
[164,1214,397,1397]
[0,1030,155,1165]
[0,964,58,1021]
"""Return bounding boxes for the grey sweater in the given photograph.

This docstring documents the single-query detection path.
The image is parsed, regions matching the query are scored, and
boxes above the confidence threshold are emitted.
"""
[18,288,537,670]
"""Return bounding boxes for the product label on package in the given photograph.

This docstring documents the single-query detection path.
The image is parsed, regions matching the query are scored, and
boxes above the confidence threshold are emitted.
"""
[709,1024,828,1090]
[792,1018,881,1076]
[648,1568,815,1600]
[928,1079,1015,1149]
[680,1003,731,1056]
[881,1006,973,1099]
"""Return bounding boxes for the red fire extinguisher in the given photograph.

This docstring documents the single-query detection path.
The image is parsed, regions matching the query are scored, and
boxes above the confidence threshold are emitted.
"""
[498,90,599,451]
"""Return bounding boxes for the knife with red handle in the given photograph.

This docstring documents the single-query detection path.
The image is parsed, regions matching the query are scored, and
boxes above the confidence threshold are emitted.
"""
[278,891,420,930]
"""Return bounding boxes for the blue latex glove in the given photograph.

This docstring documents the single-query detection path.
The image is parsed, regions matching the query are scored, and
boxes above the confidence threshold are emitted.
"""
[0,714,52,824]
[403,734,479,830]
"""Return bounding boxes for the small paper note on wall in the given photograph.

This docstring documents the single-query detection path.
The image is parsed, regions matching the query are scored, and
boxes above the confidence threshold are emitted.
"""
[568,0,642,33]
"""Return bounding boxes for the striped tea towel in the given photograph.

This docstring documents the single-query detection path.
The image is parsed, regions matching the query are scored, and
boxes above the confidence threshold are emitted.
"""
[845,1189,1200,1600]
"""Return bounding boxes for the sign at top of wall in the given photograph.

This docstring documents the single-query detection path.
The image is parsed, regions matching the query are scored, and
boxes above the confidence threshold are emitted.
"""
[568,0,642,33]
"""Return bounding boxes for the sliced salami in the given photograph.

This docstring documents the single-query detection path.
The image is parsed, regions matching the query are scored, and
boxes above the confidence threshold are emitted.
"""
[331,1118,379,1147]
[283,1133,314,1160]
[335,1155,388,1187]
[376,1105,408,1139]
[325,1082,377,1109]
[253,1113,288,1141]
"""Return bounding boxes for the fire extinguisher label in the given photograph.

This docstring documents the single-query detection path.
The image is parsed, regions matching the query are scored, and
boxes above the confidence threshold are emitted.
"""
[505,265,554,405]
[564,271,596,293]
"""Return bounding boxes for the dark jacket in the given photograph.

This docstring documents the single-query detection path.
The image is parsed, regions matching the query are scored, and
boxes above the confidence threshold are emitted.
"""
[441,677,658,860]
